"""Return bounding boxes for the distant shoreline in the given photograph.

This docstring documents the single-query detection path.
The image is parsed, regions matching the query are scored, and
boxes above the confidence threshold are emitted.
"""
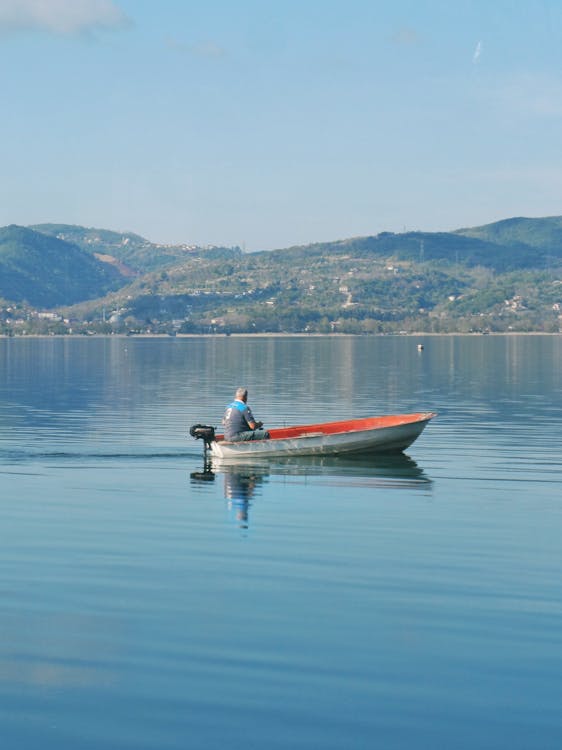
[1,331,560,340]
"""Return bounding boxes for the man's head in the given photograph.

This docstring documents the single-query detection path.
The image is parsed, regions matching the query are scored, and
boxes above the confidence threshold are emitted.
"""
[235,387,248,403]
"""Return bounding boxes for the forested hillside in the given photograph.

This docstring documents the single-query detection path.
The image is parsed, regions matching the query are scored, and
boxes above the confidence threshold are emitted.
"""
[1,217,561,335]
[456,216,562,257]
[31,224,242,273]
[0,225,123,307]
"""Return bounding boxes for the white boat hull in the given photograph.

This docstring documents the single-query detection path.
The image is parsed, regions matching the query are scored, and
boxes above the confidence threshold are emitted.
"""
[208,412,436,459]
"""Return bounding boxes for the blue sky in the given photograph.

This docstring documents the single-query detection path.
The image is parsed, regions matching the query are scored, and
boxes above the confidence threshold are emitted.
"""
[1,0,562,250]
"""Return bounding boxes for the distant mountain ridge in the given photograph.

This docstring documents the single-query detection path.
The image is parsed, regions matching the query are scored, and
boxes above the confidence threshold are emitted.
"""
[30,223,241,273]
[455,215,562,253]
[274,218,562,271]
[1,216,561,334]
[26,216,562,276]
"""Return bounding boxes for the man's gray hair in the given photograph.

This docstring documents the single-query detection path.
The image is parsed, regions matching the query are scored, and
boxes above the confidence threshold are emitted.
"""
[235,387,248,401]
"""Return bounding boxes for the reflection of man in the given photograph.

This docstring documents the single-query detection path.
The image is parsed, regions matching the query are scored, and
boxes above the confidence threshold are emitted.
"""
[224,469,263,528]
[224,471,257,527]
[224,471,257,502]
[222,387,269,441]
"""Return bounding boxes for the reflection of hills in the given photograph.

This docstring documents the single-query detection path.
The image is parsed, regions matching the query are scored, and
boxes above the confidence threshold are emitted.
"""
[3,334,559,428]
[0,337,216,454]
[0,336,204,418]
[3,334,559,461]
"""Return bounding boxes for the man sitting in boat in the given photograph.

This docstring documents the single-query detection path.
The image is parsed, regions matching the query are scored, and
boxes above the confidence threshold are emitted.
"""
[222,387,270,442]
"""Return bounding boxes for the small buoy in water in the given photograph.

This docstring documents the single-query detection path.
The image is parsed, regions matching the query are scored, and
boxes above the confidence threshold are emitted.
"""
[417,343,424,351]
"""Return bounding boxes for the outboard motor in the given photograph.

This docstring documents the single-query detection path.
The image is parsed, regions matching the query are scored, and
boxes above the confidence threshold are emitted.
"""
[189,424,216,452]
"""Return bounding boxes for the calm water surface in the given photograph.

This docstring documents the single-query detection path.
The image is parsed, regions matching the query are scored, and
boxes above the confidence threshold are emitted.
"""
[0,335,561,749]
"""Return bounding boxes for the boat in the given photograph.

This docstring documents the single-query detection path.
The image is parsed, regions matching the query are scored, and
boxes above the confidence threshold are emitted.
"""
[190,411,436,459]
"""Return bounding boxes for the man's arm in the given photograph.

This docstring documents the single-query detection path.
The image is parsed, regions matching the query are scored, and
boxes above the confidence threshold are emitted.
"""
[245,406,260,430]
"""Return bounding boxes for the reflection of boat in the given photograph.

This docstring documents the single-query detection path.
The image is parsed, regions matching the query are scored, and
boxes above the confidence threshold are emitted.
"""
[190,466,215,482]
[193,451,431,487]
[220,452,431,484]
[189,452,431,529]
[190,412,436,459]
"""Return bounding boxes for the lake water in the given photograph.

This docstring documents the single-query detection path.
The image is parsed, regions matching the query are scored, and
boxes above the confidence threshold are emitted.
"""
[0,334,561,749]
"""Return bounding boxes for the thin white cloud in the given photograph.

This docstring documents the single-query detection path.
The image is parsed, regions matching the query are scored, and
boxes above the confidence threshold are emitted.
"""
[472,40,482,64]
[0,0,130,35]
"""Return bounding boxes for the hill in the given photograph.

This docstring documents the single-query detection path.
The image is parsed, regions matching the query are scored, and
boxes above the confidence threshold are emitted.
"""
[273,228,549,272]
[0,225,124,307]
[456,216,562,259]
[1,216,561,334]
[30,223,242,273]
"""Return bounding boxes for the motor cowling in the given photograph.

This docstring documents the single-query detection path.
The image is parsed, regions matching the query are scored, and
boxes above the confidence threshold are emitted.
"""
[189,424,216,447]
